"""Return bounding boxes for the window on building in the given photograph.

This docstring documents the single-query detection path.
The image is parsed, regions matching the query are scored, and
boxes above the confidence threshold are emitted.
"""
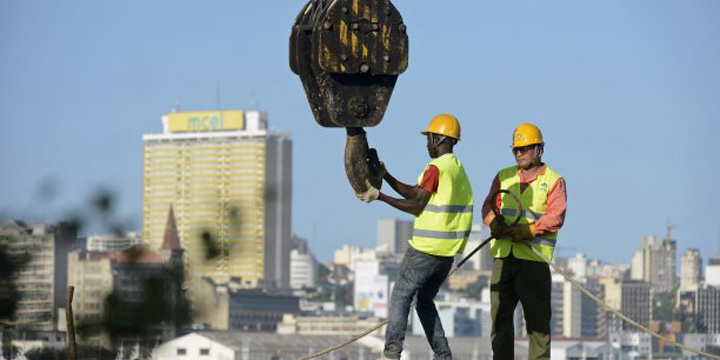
[200,348,210,355]
[177,348,186,355]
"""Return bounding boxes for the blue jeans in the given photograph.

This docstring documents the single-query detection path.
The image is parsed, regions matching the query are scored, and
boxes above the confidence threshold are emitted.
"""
[384,246,454,360]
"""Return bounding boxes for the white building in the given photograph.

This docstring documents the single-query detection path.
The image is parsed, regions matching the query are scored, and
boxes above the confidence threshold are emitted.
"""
[153,331,373,360]
[681,333,720,358]
[707,255,720,287]
[586,259,630,280]
[631,249,644,280]
[333,245,378,272]
[289,249,316,290]
[550,340,629,360]
[680,248,702,291]
[609,332,652,355]
[85,232,140,252]
[353,260,390,318]
[567,253,588,279]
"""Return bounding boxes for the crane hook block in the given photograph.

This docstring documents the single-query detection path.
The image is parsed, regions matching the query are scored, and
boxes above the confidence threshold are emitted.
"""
[290,0,409,128]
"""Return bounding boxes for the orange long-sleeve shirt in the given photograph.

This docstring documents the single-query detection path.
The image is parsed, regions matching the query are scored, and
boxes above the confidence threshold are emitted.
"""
[481,164,567,235]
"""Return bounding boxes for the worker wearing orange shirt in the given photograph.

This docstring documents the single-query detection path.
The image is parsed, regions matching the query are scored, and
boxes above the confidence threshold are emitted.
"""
[357,114,473,360]
[481,123,567,360]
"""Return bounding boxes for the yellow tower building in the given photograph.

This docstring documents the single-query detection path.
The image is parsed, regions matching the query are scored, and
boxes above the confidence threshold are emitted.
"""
[142,110,292,288]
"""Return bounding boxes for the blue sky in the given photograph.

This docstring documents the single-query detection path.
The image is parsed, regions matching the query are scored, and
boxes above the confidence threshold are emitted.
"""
[1,0,719,265]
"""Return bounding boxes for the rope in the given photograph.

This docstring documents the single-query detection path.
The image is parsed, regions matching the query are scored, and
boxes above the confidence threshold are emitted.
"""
[527,244,720,360]
[297,190,521,360]
[295,238,490,360]
[298,188,720,360]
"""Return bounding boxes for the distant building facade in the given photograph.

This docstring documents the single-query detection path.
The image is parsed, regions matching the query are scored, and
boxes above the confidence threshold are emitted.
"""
[67,250,114,348]
[67,207,186,348]
[376,218,413,255]
[190,277,300,332]
[142,109,292,288]
[0,220,76,331]
[631,234,677,293]
[680,248,702,291]
[289,235,316,290]
[602,278,651,333]
[706,255,720,287]
[85,232,140,252]
[697,286,720,333]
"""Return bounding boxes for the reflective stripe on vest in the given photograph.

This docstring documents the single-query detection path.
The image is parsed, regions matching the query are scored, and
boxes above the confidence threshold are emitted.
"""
[413,229,473,240]
[500,208,544,221]
[424,204,474,213]
[411,153,474,257]
[490,165,562,262]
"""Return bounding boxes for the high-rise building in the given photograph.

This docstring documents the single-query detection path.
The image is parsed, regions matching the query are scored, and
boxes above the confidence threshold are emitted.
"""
[697,287,720,333]
[680,248,702,291]
[376,218,413,255]
[550,274,565,336]
[567,253,588,279]
[142,110,292,289]
[289,236,317,290]
[632,234,677,293]
[630,249,644,281]
[581,280,605,338]
[707,255,720,287]
[559,275,604,338]
[0,220,76,331]
[601,278,651,333]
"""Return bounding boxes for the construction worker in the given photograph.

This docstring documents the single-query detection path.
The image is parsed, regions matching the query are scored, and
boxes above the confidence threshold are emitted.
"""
[481,123,567,360]
[357,114,474,360]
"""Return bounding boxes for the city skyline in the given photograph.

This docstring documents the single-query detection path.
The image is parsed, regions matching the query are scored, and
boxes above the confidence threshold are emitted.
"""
[2,1,720,265]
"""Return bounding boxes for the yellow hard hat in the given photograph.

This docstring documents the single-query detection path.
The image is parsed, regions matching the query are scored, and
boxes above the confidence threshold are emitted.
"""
[512,123,544,148]
[421,114,461,140]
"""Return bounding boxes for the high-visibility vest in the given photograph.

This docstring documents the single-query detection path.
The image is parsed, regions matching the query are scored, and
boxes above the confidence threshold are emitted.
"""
[490,165,563,262]
[410,153,474,257]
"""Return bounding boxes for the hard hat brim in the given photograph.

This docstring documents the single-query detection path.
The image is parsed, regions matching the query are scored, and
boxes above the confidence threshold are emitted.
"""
[511,140,544,148]
[421,131,460,140]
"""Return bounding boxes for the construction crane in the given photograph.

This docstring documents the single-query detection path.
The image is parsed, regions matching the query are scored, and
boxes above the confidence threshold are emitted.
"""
[290,0,409,193]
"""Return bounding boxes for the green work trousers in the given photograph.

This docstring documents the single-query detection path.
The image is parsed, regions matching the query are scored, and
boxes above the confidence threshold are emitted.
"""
[490,252,551,360]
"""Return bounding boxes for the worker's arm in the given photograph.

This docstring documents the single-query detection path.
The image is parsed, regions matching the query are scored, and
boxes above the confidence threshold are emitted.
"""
[533,178,567,235]
[480,174,502,226]
[382,171,419,200]
[378,187,432,217]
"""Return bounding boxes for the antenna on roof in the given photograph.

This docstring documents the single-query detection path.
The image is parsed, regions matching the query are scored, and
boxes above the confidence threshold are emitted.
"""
[171,97,181,113]
[216,83,222,110]
[665,218,676,244]
[250,91,259,110]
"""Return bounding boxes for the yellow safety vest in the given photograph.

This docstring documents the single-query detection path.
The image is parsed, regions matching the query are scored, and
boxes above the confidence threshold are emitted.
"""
[490,165,563,262]
[410,153,474,257]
